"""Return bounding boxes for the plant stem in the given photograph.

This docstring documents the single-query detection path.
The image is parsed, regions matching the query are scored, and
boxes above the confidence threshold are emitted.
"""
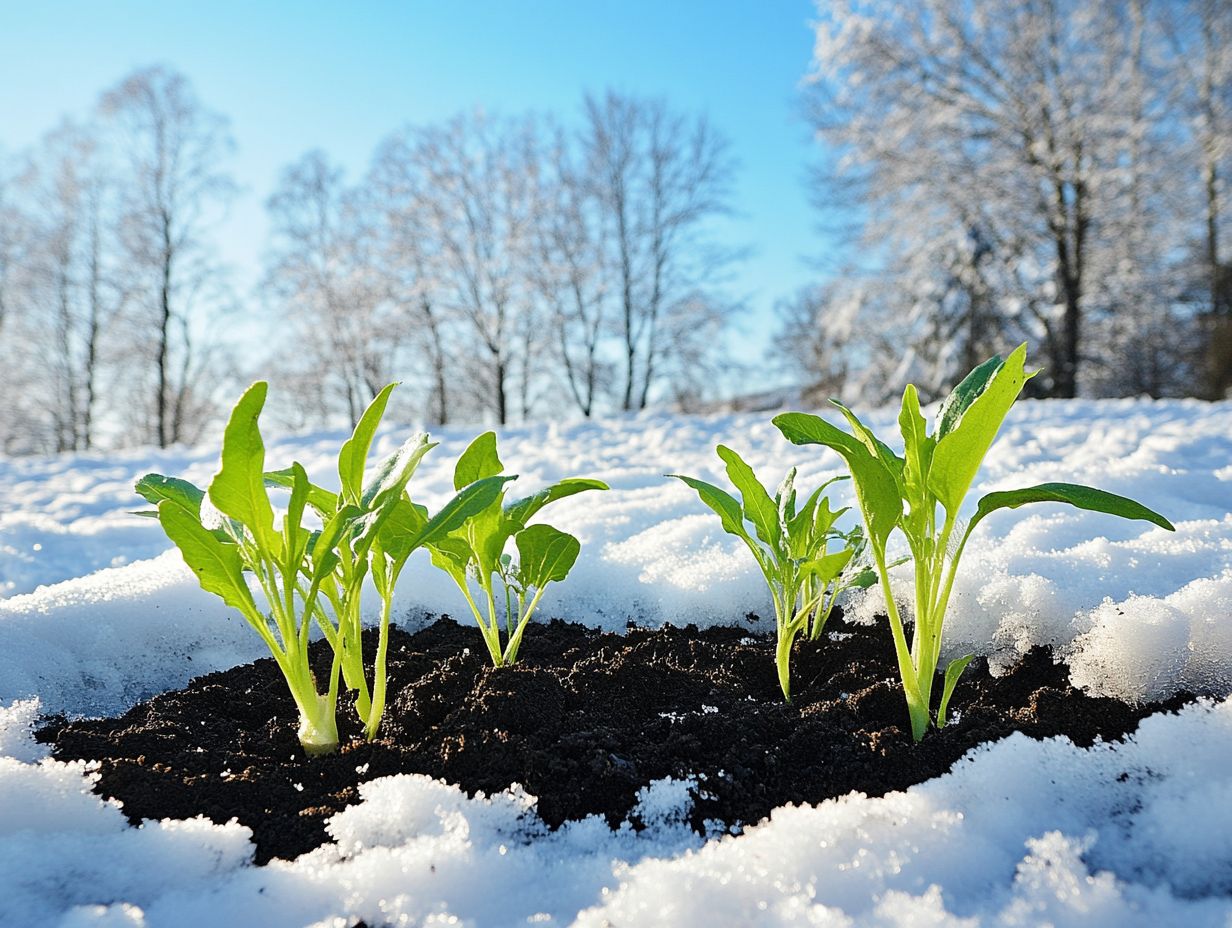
[502,586,547,665]
[365,591,394,741]
[873,541,928,740]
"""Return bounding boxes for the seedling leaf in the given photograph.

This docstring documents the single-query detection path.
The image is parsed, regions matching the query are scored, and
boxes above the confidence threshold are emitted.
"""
[338,382,399,505]
[516,523,580,589]
[716,445,780,549]
[937,654,975,726]
[505,478,608,527]
[973,482,1176,532]
[454,431,503,491]
[208,381,279,554]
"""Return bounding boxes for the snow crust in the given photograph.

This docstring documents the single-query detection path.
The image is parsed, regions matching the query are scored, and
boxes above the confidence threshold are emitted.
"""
[0,398,1229,924]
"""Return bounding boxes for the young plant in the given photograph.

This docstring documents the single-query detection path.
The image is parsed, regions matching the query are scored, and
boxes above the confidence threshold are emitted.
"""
[263,383,510,741]
[136,382,347,754]
[138,382,504,753]
[426,431,607,666]
[773,344,1175,740]
[671,446,874,701]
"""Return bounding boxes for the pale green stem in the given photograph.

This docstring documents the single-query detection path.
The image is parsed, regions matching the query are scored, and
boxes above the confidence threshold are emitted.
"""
[340,590,372,722]
[365,590,394,741]
[458,580,503,666]
[872,540,928,740]
[502,586,548,665]
[928,522,977,677]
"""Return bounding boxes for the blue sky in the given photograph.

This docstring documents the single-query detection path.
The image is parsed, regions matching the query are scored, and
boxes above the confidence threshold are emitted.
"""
[2,1,831,359]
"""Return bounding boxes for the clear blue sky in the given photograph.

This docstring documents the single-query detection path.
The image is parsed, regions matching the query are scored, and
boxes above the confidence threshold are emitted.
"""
[1,1,831,365]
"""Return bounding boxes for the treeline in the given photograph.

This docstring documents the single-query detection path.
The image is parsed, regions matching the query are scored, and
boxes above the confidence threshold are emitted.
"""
[0,68,237,453]
[3,0,1229,457]
[0,70,737,453]
[781,0,1232,403]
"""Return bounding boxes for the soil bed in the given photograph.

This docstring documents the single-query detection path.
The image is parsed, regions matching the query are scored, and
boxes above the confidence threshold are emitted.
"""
[39,614,1189,864]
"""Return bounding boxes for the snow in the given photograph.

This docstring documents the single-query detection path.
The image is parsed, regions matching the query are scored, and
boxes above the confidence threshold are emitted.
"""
[0,398,1229,925]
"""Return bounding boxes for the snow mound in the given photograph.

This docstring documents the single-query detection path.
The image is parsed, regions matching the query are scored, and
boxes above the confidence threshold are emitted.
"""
[1,697,1230,926]
[0,398,1230,923]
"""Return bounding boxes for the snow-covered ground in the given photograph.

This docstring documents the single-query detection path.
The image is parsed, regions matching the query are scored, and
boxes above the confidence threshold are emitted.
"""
[1,398,1230,926]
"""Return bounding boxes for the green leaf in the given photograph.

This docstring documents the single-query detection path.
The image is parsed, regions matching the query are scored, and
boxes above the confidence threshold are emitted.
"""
[928,344,1036,515]
[669,474,752,543]
[801,547,855,585]
[282,461,311,562]
[846,566,879,590]
[785,484,820,558]
[831,400,904,485]
[135,474,205,518]
[265,468,338,517]
[350,434,437,564]
[338,382,399,505]
[157,500,259,620]
[417,476,517,550]
[936,355,1003,439]
[454,431,504,491]
[504,477,608,527]
[772,412,903,550]
[428,536,473,585]
[776,468,798,522]
[972,482,1175,532]
[375,498,429,561]
[360,432,436,512]
[937,654,975,725]
[387,475,517,562]
[208,382,279,554]
[812,495,846,541]
[716,445,781,550]
[311,503,363,583]
[516,523,581,589]
[898,385,934,494]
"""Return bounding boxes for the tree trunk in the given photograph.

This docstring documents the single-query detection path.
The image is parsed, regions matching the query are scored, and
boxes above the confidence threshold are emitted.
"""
[156,214,173,448]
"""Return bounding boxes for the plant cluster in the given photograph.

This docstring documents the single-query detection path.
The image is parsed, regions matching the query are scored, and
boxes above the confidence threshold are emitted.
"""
[426,432,607,667]
[137,382,602,754]
[672,446,874,700]
[773,345,1175,739]
[141,347,1175,754]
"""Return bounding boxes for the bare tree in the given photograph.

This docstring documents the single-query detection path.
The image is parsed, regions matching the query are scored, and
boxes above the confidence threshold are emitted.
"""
[0,155,48,453]
[367,135,457,425]
[100,66,235,447]
[395,112,544,425]
[1162,0,1232,397]
[22,120,129,451]
[264,150,407,427]
[805,0,1187,399]
[582,91,737,411]
[529,127,612,417]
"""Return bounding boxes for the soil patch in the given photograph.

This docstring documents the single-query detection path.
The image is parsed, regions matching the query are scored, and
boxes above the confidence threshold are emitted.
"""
[39,614,1190,864]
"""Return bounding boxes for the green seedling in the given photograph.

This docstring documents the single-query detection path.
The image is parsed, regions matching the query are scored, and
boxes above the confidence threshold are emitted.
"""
[426,431,607,666]
[263,383,509,742]
[671,446,874,701]
[136,382,346,754]
[773,345,1175,740]
[138,382,504,752]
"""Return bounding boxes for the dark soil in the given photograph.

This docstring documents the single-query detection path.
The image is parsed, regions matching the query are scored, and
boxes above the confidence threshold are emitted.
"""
[38,614,1191,865]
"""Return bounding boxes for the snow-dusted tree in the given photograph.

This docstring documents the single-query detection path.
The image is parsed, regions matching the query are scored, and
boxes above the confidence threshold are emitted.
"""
[581,91,738,411]
[804,0,1193,399]
[100,66,235,447]
[366,136,459,425]
[21,120,130,451]
[385,112,546,425]
[528,126,614,417]
[1162,0,1232,397]
[0,155,46,453]
[264,150,408,428]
